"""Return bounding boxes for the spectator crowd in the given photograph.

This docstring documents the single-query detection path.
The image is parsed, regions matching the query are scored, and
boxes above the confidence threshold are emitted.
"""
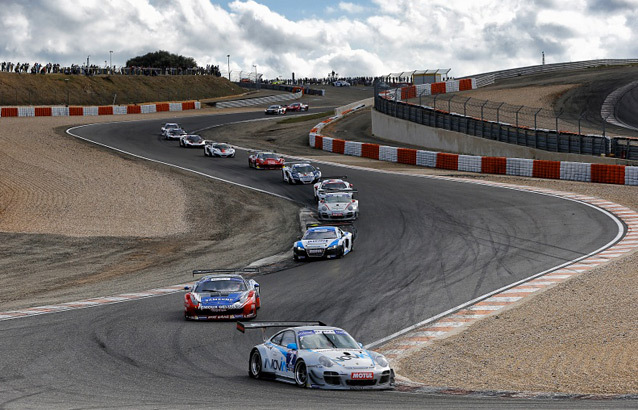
[1,61,222,77]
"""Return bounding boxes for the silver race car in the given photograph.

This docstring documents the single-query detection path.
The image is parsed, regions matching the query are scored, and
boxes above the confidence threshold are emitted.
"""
[238,321,395,390]
[292,224,354,260]
[204,142,236,157]
[313,176,354,202]
[318,191,359,221]
[282,163,321,185]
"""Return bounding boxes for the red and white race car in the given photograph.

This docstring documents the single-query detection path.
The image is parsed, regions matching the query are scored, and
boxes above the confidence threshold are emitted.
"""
[286,102,309,112]
[248,151,285,169]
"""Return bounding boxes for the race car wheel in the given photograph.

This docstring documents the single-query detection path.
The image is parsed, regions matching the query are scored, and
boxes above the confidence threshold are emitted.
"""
[249,349,263,379]
[294,360,308,387]
[337,245,345,259]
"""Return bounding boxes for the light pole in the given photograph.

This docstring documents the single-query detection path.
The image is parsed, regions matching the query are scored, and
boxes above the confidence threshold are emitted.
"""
[253,64,258,89]
[109,50,113,73]
[227,54,230,81]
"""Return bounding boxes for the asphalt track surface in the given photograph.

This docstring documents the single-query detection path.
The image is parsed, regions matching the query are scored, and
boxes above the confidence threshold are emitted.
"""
[0,110,629,409]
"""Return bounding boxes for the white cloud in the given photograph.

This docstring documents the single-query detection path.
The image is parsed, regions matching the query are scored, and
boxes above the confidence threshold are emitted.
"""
[0,0,636,79]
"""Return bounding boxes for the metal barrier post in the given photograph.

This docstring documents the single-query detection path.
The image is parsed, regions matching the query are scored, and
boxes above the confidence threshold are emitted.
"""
[464,98,470,117]
[481,100,488,121]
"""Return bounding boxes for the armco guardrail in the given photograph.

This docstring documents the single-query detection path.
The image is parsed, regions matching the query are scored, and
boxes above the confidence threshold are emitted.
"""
[309,106,638,186]
[375,83,638,161]
[216,91,302,108]
[464,58,638,88]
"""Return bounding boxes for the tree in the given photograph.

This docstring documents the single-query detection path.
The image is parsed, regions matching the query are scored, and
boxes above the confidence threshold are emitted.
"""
[126,50,197,69]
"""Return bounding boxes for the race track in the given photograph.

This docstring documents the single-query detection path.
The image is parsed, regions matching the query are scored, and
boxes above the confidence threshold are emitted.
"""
[0,110,625,409]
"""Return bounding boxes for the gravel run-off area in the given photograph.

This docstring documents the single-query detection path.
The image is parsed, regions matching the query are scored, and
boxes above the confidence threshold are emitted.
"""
[0,81,636,396]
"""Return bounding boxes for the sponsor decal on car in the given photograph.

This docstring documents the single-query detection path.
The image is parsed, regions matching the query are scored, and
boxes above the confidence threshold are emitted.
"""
[351,372,374,380]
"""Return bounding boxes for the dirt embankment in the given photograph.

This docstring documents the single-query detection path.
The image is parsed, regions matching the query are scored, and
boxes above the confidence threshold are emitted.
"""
[0,72,243,106]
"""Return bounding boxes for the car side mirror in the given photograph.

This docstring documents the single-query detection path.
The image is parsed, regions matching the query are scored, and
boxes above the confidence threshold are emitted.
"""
[358,342,364,348]
[287,343,298,350]
[254,283,260,288]
[184,286,190,291]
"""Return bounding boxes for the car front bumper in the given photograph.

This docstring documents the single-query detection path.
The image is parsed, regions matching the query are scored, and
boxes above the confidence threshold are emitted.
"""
[307,368,394,390]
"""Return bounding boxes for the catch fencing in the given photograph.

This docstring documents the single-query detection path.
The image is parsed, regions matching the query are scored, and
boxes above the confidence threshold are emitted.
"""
[375,82,638,161]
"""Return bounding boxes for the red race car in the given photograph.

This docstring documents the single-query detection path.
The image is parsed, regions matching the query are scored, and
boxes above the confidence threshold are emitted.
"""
[286,102,309,112]
[248,151,285,169]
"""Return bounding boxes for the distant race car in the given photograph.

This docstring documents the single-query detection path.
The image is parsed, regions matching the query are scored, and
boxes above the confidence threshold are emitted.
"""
[292,224,354,260]
[161,122,181,134]
[164,127,187,140]
[248,151,285,169]
[282,163,321,184]
[179,134,206,148]
[184,269,260,320]
[333,81,350,87]
[265,105,286,115]
[205,142,236,157]
[238,321,395,390]
[313,177,354,202]
[318,191,359,221]
[286,102,309,112]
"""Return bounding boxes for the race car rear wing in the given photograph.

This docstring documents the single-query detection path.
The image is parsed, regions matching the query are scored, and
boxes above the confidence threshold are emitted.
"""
[192,267,260,276]
[237,321,327,333]
[317,176,348,181]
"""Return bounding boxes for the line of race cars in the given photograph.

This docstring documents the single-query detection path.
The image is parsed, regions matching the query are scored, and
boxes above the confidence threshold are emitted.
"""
[264,101,309,115]
[162,119,391,390]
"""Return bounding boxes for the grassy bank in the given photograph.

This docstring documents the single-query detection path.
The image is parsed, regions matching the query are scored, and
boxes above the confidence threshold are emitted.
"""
[0,73,244,106]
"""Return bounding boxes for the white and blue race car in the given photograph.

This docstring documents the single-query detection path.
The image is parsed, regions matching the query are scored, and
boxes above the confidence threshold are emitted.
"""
[292,224,354,260]
[282,163,321,185]
[238,321,395,390]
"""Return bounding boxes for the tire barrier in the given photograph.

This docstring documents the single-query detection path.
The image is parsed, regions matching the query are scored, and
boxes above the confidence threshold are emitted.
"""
[0,101,201,118]
[309,103,638,186]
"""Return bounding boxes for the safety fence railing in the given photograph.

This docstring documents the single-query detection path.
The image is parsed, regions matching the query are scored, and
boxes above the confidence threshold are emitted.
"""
[233,82,325,96]
[465,59,638,88]
[375,83,638,160]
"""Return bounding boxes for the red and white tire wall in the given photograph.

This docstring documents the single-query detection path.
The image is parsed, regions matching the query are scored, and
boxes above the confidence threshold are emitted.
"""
[309,104,638,186]
[0,101,201,118]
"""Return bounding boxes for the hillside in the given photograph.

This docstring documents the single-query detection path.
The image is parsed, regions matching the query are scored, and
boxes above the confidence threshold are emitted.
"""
[0,72,244,106]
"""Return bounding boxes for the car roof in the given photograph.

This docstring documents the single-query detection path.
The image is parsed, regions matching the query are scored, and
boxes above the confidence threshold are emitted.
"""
[289,326,344,332]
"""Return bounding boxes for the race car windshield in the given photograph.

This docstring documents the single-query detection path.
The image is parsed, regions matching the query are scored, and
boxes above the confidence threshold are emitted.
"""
[303,230,337,240]
[187,136,202,142]
[268,105,280,109]
[216,144,230,149]
[298,331,359,349]
[323,182,348,190]
[324,194,351,203]
[261,153,279,159]
[293,165,314,173]
[195,279,246,293]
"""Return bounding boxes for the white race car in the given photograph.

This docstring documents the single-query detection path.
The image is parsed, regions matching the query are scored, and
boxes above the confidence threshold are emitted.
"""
[313,176,354,202]
[238,321,394,390]
[161,122,181,135]
[204,142,236,157]
[318,192,358,221]
[292,224,354,260]
[282,163,321,185]
[179,134,206,148]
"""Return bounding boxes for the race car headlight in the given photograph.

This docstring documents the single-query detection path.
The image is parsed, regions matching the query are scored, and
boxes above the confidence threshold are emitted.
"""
[321,206,328,211]
[291,172,299,177]
[346,204,353,210]
[373,354,388,367]
[327,244,337,250]
[318,356,333,368]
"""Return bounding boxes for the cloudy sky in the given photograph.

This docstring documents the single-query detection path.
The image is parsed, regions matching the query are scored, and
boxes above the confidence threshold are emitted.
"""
[1,0,637,79]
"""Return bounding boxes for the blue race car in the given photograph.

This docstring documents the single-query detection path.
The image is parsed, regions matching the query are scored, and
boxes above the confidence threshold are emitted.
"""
[292,225,354,261]
[184,269,260,320]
